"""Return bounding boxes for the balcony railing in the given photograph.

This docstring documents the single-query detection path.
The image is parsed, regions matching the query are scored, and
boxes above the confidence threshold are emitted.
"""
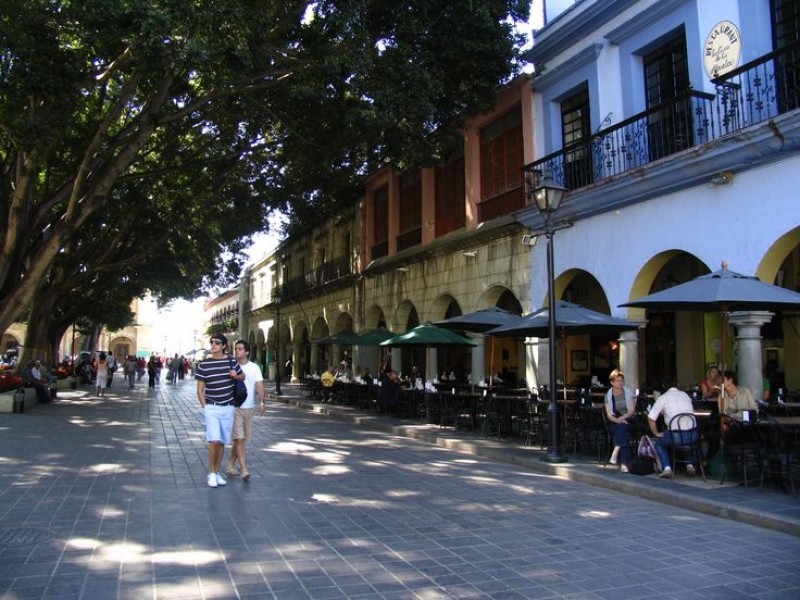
[712,37,800,134]
[396,227,422,252]
[526,39,800,191]
[269,255,353,303]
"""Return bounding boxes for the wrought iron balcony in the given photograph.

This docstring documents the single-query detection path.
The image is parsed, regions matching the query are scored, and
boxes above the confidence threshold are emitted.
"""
[269,255,353,303]
[525,39,800,192]
[526,89,716,191]
[712,38,800,134]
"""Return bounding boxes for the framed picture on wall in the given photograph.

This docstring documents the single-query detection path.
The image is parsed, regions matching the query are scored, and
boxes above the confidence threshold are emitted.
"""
[571,350,589,372]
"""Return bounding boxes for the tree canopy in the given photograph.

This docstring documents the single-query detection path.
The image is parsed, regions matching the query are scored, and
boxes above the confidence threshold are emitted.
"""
[0,0,529,338]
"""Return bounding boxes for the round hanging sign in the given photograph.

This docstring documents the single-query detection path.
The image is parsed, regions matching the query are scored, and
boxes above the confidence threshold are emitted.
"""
[704,20,742,79]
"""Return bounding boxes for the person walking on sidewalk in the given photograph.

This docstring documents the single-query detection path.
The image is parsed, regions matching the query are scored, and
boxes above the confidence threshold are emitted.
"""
[125,355,137,388]
[195,334,244,488]
[95,352,109,397]
[226,340,265,482]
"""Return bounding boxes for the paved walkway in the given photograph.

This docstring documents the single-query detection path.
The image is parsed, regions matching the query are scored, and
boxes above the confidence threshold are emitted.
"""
[0,379,798,599]
[274,385,800,538]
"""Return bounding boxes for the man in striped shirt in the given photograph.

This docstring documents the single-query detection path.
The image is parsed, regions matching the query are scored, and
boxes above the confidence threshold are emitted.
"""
[196,334,244,488]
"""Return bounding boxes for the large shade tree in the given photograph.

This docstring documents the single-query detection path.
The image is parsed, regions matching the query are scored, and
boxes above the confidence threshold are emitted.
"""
[0,0,528,340]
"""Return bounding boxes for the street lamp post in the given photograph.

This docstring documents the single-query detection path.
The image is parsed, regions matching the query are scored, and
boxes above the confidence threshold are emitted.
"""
[274,295,282,396]
[70,323,78,390]
[528,170,568,464]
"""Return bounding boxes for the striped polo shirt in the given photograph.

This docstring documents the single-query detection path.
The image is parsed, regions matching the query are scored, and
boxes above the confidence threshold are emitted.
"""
[195,356,242,405]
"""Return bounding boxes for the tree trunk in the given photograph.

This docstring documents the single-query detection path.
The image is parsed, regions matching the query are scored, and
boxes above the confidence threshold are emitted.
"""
[18,292,59,371]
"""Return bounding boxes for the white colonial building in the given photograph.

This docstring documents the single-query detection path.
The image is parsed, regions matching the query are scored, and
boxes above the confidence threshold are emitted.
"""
[520,0,800,397]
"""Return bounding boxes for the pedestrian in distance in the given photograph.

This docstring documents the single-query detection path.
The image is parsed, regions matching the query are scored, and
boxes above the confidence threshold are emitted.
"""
[147,355,159,388]
[125,354,137,388]
[95,352,109,397]
[106,352,117,388]
[226,340,265,482]
[195,334,244,488]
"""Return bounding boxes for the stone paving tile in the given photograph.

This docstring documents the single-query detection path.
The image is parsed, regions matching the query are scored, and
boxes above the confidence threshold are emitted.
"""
[1,381,800,599]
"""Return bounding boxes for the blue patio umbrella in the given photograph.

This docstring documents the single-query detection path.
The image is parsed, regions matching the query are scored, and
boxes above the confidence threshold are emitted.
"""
[619,262,800,313]
[314,331,361,346]
[487,301,638,338]
[436,307,523,333]
[437,307,523,382]
[486,301,638,395]
[379,323,476,348]
[620,261,800,393]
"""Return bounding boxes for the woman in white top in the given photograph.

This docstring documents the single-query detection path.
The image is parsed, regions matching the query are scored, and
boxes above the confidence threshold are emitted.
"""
[604,369,636,471]
[95,352,109,397]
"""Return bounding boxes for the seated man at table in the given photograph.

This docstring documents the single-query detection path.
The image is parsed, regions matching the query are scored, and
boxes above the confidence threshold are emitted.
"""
[648,374,697,478]
[379,370,400,413]
[722,371,759,422]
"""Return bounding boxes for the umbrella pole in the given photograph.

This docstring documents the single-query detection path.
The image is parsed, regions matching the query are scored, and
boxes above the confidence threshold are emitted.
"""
[719,306,728,416]
[561,329,568,402]
[489,336,495,388]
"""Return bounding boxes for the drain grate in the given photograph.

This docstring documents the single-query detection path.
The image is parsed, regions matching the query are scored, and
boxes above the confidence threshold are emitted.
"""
[0,527,54,548]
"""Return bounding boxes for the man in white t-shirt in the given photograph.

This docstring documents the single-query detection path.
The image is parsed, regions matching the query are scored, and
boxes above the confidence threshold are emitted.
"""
[648,374,697,478]
[226,340,264,482]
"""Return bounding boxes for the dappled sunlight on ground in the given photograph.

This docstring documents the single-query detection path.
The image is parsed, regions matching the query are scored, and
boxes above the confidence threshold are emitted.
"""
[310,464,350,475]
[578,509,612,518]
[1,383,798,599]
[64,537,223,567]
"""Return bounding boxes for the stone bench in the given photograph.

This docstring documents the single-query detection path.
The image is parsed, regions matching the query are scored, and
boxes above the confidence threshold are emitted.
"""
[0,387,39,413]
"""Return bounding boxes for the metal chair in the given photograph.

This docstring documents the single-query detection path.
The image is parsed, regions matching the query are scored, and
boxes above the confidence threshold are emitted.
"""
[756,419,800,495]
[719,414,761,486]
[600,409,617,466]
[667,413,707,481]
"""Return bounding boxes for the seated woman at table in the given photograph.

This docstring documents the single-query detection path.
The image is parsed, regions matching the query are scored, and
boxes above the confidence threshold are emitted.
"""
[701,364,723,400]
[604,369,636,471]
[722,371,759,422]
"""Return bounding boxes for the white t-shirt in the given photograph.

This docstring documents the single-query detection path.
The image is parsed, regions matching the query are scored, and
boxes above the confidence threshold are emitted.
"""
[648,387,694,430]
[239,360,264,409]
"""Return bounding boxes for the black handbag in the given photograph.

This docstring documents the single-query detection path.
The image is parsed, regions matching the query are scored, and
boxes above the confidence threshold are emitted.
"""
[230,358,248,407]
[627,455,655,475]
[233,380,248,407]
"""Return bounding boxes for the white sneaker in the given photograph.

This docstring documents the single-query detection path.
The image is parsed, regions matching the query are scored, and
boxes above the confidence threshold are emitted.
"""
[207,473,218,488]
[686,465,697,477]
[215,473,227,486]
[620,464,629,473]
[659,467,673,479]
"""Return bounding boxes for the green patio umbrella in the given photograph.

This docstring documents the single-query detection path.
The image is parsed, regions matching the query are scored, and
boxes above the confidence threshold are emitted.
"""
[354,327,397,346]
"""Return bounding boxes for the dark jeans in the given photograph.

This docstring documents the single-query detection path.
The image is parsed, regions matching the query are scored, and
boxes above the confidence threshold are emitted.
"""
[612,422,632,464]
[655,429,700,470]
[27,382,50,404]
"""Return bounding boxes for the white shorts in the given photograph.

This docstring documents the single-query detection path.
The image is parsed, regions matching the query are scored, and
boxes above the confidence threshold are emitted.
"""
[204,404,234,444]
